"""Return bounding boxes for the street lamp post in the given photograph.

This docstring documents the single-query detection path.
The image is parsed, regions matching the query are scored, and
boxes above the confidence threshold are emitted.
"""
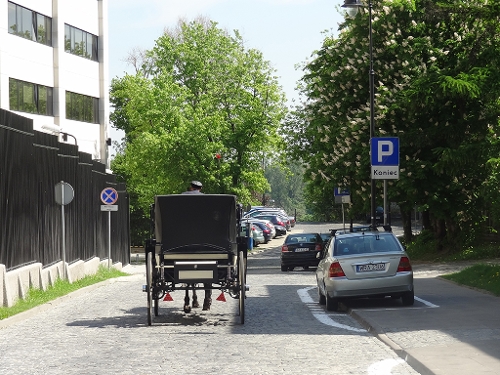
[342,0,377,229]
[42,125,78,146]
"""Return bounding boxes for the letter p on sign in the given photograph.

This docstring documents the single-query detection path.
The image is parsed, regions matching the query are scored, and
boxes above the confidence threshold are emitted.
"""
[378,141,393,163]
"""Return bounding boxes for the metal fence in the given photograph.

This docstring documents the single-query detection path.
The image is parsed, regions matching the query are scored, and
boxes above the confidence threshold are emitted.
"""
[0,109,130,271]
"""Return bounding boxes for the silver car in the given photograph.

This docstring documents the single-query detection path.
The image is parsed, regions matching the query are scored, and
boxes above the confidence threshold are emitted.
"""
[240,222,265,246]
[315,229,414,311]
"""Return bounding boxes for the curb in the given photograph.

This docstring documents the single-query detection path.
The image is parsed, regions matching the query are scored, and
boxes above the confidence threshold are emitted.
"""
[349,309,435,375]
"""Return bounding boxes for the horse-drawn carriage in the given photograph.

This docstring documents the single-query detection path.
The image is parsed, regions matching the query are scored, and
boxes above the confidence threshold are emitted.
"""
[143,194,248,325]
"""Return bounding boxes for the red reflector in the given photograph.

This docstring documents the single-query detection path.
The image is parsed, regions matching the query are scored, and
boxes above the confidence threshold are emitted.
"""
[216,292,226,302]
[281,245,289,252]
[397,256,412,272]
[163,292,173,301]
[329,261,345,277]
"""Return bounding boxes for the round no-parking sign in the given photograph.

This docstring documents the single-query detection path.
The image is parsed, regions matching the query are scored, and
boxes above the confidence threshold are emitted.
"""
[100,187,118,205]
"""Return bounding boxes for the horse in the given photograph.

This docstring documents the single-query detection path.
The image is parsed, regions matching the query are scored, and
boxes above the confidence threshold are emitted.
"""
[183,284,211,313]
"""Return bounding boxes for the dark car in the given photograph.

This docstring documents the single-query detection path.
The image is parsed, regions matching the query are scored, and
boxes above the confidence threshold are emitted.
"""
[253,212,291,231]
[254,214,288,236]
[366,206,384,224]
[280,233,324,271]
[244,220,273,243]
[320,232,333,243]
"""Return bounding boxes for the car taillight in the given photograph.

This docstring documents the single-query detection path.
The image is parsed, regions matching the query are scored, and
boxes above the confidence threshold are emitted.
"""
[281,245,289,252]
[397,256,412,272]
[315,244,322,251]
[329,261,345,277]
[263,229,270,234]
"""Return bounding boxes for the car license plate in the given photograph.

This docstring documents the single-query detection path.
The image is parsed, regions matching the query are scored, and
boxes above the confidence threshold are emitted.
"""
[295,248,309,252]
[357,263,385,272]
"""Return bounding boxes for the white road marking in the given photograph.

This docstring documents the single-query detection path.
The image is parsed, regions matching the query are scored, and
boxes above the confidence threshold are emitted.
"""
[298,287,438,331]
[367,358,406,375]
[415,296,439,308]
[297,287,366,332]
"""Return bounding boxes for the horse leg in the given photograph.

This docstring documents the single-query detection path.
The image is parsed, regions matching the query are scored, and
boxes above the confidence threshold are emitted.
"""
[192,285,199,308]
[202,283,212,311]
[183,285,191,313]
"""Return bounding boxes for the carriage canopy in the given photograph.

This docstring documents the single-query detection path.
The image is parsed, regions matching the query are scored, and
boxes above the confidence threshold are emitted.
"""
[154,194,238,253]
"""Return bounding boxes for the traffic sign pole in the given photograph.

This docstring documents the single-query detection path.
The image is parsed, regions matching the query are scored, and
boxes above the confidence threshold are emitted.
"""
[100,187,119,269]
[55,181,74,280]
[61,183,66,280]
[108,211,111,269]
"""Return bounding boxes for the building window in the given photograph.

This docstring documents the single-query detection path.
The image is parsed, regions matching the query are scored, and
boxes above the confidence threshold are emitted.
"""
[8,2,52,46]
[64,24,98,61]
[66,91,99,123]
[9,78,54,116]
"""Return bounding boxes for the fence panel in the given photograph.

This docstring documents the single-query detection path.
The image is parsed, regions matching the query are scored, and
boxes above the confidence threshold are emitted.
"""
[0,109,130,270]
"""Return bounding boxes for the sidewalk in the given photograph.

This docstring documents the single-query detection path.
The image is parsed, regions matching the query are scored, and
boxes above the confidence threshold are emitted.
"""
[351,262,500,375]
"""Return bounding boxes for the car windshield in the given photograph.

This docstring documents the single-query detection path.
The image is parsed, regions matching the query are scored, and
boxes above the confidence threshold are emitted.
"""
[320,233,331,242]
[285,234,320,244]
[333,234,402,256]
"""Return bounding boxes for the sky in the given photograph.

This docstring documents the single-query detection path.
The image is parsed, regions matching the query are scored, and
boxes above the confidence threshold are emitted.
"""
[107,0,346,143]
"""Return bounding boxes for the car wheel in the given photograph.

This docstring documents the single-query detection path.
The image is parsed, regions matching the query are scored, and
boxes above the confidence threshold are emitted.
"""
[280,265,288,272]
[288,266,295,271]
[318,288,326,305]
[402,289,414,306]
[326,294,339,311]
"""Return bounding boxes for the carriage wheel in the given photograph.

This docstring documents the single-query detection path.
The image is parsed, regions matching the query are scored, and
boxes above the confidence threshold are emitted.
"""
[146,251,153,326]
[238,250,246,324]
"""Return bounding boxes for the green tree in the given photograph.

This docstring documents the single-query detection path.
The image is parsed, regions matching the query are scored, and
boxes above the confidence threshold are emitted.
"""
[264,160,306,217]
[110,18,287,231]
[286,0,500,249]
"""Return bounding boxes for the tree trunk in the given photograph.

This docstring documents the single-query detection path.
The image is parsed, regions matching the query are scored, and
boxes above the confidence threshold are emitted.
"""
[422,210,431,231]
[435,218,446,251]
[401,210,413,242]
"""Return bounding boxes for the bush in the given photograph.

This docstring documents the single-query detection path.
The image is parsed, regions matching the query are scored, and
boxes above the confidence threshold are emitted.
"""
[404,229,439,261]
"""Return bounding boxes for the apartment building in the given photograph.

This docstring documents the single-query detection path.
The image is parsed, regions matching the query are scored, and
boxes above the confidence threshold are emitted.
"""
[0,0,110,165]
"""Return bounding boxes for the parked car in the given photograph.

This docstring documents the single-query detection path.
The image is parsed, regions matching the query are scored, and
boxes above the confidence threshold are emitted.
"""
[264,213,291,231]
[256,219,277,239]
[366,206,384,224]
[249,218,277,239]
[242,219,273,243]
[315,228,414,311]
[240,222,265,246]
[280,233,324,272]
[253,214,287,236]
[319,232,332,244]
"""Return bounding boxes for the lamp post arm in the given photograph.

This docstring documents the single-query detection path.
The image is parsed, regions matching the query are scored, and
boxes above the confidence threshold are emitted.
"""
[62,132,78,146]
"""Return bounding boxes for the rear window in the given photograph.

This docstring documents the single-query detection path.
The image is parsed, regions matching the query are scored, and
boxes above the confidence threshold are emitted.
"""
[333,235,402,256]
[285,234,320,244]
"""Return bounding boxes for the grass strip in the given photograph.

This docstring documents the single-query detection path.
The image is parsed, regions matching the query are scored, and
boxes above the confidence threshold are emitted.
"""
[441,264,500,296]
[0,266,128,320]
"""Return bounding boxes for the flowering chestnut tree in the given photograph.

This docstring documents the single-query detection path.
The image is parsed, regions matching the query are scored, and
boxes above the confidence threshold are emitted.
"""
[286,0,500,245]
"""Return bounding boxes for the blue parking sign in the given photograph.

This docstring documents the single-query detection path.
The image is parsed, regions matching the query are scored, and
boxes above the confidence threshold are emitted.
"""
[334,188,350,196]
[371,137,399,166]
